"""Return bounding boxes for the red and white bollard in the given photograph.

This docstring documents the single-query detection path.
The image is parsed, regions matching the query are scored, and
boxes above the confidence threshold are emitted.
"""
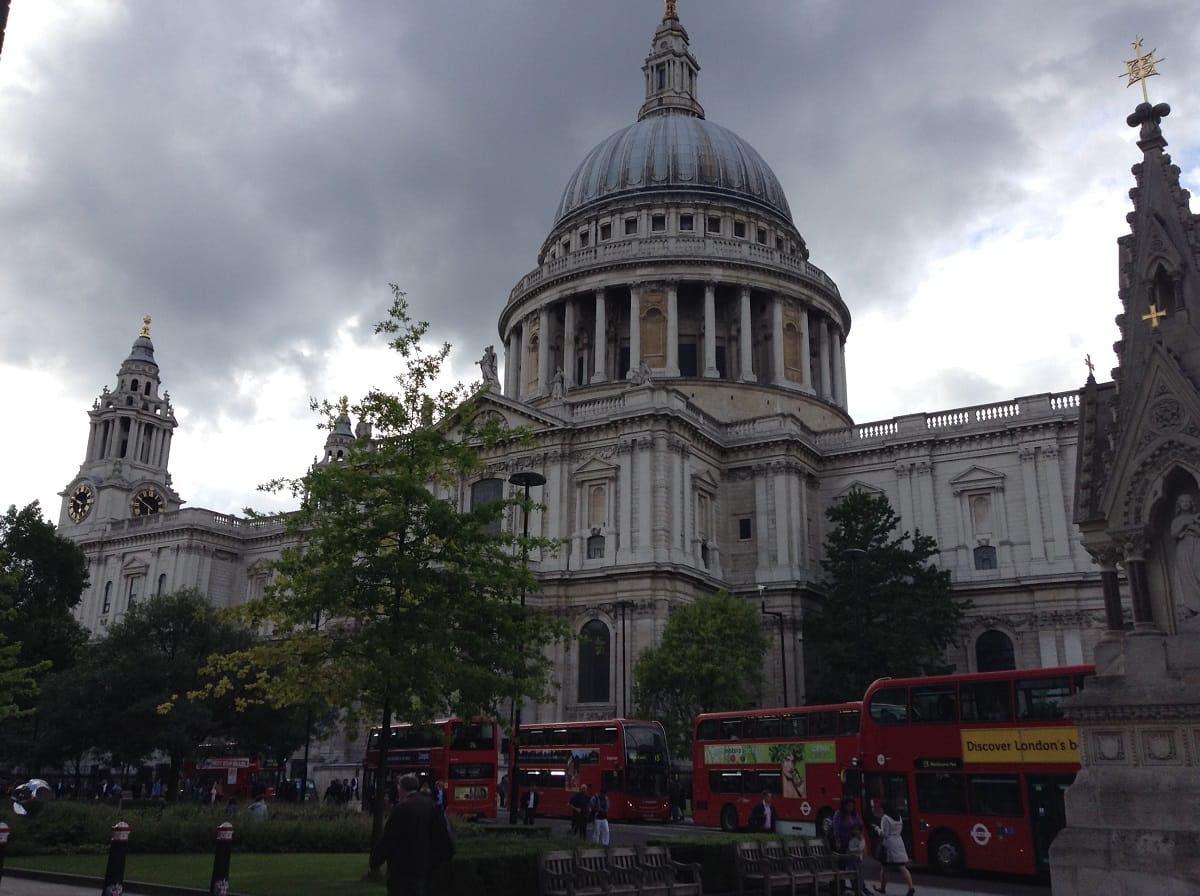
[102,821,131,896]
[209,822,234,896]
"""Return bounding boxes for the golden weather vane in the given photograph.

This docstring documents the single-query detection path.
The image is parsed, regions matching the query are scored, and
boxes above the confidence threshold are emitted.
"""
[140,315,151,337]
[665,0,677,20]
[1122,37,1164,104]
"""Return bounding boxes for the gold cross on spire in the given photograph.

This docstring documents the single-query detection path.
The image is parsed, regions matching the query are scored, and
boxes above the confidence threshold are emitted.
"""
[1123,37,1164,104]
[665,0,677,20]
[1142,303,1168,329]
[140,314,152,337]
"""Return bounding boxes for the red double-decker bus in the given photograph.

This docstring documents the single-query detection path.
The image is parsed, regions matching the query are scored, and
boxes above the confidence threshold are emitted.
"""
[858,664,1092,876]
[691,702,862,837]
[184,745,281,801]
[362,717,498,818]
[513,719,671,821]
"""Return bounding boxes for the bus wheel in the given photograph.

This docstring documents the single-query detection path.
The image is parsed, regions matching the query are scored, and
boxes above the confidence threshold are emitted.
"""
[720,804,739,832]
[929,832,964,875]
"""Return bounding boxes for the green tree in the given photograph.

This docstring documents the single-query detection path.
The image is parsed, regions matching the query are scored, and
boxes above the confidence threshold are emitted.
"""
[207,287,567,841]
[0,502,89,761]
[632,591,768,758]
[806,489,970,703]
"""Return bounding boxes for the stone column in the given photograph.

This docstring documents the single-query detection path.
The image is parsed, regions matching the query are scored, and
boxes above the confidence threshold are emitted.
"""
[703,282,719,378]
[799,307,813,394]
[629,284,642,376]
[592,289,607,383]
[771,295,785,385]
[1099,556,1125,634]
[505,327,520,397]
[739,287,754,382]
[819,318,832,400]
[537,305,551,395]
[1124,540,1158,632]
[665,282,680,376]
[563,298,576,389]
[832,329,846,407]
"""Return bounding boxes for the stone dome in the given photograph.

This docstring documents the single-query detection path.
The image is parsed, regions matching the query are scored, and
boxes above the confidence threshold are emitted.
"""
[553,114,793,229]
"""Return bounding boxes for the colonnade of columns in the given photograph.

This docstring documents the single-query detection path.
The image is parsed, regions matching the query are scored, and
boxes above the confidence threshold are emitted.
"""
[502,279,848,407]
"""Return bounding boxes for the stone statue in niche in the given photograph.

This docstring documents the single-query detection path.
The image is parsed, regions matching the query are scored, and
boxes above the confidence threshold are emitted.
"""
[550,367,565,399]
[478,345,500,389]
[1170,492,1200,630]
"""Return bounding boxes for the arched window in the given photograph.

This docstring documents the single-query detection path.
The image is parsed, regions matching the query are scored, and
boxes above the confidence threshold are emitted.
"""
[157,573,167,596]
[101,581,113,615]
[471,478,505,534]
[973,545,997,570]
[578,620,610,704]
[976,630,1015,672]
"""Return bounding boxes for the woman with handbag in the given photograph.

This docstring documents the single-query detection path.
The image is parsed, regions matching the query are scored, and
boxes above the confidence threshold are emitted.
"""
[871,801,914,896]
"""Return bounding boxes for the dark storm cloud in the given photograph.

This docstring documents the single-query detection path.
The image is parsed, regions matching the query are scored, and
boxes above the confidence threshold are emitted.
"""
[2,0,1199,513]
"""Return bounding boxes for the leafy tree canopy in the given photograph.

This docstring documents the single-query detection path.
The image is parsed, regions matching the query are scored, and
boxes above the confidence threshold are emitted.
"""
[806,489,970,703]
[202,287,568,839]
[632,591,768,758]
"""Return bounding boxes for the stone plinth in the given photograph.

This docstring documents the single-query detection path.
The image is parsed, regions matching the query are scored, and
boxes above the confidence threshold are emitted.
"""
[1050,635,1200,895]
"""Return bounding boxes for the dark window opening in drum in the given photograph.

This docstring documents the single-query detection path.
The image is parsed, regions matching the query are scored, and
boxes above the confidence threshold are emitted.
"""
[679,214,694,232]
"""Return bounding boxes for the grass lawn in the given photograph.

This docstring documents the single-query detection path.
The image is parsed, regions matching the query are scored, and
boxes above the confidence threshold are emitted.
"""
[6,853,384,896]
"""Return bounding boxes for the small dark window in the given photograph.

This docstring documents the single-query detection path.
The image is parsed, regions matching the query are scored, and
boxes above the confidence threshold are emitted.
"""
[700,541,710,568]
[562,238,571,254]
[471,478,505,534]
[600,222,612,240]
[706,216,721,234]
[776,237,785,251]
[579,230,589,248]
[973,545,997,570]
[679,214,694,232]
[734,221,746,238]
[651,214,666,232]
[624,217,638,236]
[738,518,752,540]
[869,687,909,724]
[102,582,113,615]
[756,227,768,245]
[967,775,1022,817]
[960,681,1012,722]
[587,533,605,559]
[157,573,167,596]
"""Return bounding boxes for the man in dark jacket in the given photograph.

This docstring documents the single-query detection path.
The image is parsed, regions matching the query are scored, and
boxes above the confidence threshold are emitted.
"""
[369,773,436,896]
[748,790,774,832]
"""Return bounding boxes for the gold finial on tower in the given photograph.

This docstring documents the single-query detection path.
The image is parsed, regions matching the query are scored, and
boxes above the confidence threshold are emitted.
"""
[140,315,152,337]
[338,395,349,415]
[665,0,677,20]
[1123,37,1164,104]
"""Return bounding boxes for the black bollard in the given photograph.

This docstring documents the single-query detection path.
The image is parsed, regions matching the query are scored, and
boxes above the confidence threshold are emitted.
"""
[101,821,130,896]
[209,821,234,896]
[0,820,9,884]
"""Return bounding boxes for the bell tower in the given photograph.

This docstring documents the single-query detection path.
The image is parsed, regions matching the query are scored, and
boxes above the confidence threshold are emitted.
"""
[59,316,182,531]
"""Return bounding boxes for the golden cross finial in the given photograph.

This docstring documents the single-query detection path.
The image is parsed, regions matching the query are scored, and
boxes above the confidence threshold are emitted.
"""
[1085,354,1095,376]
[140,315,151,337]
[1123,37,1164,104]
[338,395,349,414]
[1142,303,1168,329]
[665,0,677,20]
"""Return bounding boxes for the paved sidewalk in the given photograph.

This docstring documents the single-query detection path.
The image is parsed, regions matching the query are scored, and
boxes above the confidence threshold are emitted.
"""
[0,870,206,896]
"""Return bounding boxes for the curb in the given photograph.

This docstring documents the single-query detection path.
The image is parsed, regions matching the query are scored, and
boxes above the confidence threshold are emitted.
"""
[1,867,245,896]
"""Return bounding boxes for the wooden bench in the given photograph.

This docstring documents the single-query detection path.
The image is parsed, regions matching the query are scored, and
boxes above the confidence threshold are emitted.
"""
[734,840,794,896]
[539,846,704,896]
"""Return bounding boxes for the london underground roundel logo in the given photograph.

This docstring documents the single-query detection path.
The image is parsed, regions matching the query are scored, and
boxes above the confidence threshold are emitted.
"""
[971,822,992,846]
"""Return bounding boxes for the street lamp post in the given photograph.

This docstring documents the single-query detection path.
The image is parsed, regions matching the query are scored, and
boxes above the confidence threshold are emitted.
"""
[759,586,789,707]
[506,470,545,824]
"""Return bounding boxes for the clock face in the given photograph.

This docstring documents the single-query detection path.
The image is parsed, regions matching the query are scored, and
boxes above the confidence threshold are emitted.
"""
[130,488,164,516]
[68,484,95,523]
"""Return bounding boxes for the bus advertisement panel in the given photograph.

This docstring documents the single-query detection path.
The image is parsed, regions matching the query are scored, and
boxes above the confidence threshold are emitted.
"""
[514,719,671,821]
[691,703,862,837]
[362,717,498,818]
[858,664,1092,877]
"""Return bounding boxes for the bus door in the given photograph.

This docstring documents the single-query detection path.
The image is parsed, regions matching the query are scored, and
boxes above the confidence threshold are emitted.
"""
[864,772,913,859]
[1027,774,1072,873]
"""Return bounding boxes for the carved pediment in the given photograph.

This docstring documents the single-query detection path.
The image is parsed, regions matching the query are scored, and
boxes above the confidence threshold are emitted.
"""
[574,456,619,479]
[949,465,1006,494]
[1102,343,1200,528]
[835,480,884,500]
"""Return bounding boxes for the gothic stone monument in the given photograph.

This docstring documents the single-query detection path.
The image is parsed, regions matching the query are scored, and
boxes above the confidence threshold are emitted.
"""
[1051,45,1200,895]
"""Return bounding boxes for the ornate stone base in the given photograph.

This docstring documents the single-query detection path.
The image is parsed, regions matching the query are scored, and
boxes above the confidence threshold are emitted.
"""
[1050,635,1200,895]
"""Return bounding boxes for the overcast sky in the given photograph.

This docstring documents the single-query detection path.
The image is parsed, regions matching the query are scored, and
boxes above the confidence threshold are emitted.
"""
[3,1,1198,521]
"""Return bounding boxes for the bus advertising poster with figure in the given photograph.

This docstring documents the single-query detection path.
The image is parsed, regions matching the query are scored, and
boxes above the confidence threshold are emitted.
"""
[692,703,861,837]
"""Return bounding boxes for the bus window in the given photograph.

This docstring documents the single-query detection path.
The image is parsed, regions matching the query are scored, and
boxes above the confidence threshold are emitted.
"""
[695,719,720,741]
[719,719,742,740]
[809,711,836,736]
[868,687,908,724]
[1072,673,1089,694]
[550,728,571,746]
[756,717,782,738]
[597,726,618,745]
[1015,677,1070,720]
[911,685,957,723]
[967,775,1023,816]
[916,772,966,813]
[960,680,1012,722]
[838,709,861,737]
[757,772,782,795]
[783,714,808,737]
